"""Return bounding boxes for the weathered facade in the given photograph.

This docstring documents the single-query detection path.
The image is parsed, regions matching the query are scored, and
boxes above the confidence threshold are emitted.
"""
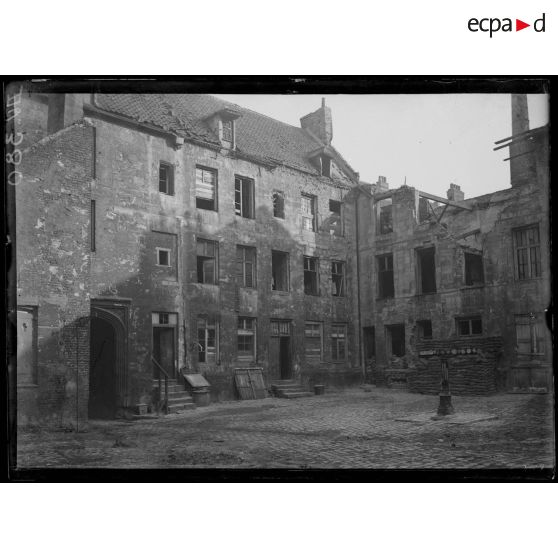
[13,91,362,424]
[354,95,551,395]
[11,89,551,425]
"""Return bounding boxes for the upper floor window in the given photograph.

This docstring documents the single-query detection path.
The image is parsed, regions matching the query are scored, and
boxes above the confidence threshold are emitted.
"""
[159,162,174,195]
[513,225,541,280]
[331,260,345,297]
[303,256,319,295]
[196,238,218,284]
[328,200,342,236]
[196,166,217,211]
[456,316,482,336]
[320,155,331,178]
[301,194,317,231]
[417,319,433,339]
[379,204,393,234]
[377,253,394,299]
[235,176,255,219]
[271,250,289,291]
[464,252,484,286]
[416,247,436,294]
[236,245,256,288]
[156,247,171,267]
[222,119,233,143]
[273,191,285,219]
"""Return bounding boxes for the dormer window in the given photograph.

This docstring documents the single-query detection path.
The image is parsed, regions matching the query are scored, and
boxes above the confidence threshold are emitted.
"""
[222,119,233,143]
[320,155,331,178]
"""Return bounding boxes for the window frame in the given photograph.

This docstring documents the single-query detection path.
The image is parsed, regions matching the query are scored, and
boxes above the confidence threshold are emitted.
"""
[156,247,171,267]
[331,323,347,362]
[271,250,290,292]
[514,314,546,356]
[328,199,343,236]
[456,316,483,337]
[305,321,323,361]
[235,175,255,219]
[464,252,485,286]
[237,316,256,361]
[196,237,218,285]
[158,161,174,196]
[513,224,542,280]
[417,319,433,339]
[195,165,218,211]
[236,245,257,288]
[301,193,317,232]
[197,316,218,364]
[272,190,285,219]
[303,255,320,296]
[377,253,394,299]
[379,204,393,235]
[331,260,346,297]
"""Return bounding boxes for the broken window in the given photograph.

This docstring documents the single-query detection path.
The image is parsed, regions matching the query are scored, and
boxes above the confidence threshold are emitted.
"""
[377,253,394,299]
[331,323,347,361]
[305,322,323,361]
[417,320,433,339]
[237,317,256,360]
[159,162,174,195]
[221,119,233,143]
[271,250,289,291]
[331,260,345,297]
[417,247,436,294]
[273,191,285,219]
[198,317,217,363]
[195,166,217,211]
[301,194,317,231]
[379,204,393,234]
[363,326,375,359]
[386,324,405,357]
[513,225,541,280]
[196,238,218,284]
[235,175,255,219]
[456,316,482,336]
[328,199,343,236]
[418,197,430,223]
[515,314,545,355]
[156,248,170,267]
[303,256,319,295]
[236,245,256,288]
[464,252,484,286]
[17,306,37,385]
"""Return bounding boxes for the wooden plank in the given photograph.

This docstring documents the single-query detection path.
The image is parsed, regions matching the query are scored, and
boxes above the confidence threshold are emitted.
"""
[418,191,472,211]
[248,370,267,399]
[234,371,254,400]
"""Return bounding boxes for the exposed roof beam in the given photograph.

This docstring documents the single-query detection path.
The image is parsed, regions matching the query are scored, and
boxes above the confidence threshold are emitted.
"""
[418,191,472,211]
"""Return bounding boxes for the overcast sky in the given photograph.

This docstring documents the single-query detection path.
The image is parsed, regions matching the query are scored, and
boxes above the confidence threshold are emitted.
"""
[214,94,548,199]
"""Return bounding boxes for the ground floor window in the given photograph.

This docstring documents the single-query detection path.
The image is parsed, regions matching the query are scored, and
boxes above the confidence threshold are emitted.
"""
[515,314,545,356]
[331,323,347,361]
[237,317,256,360]
[198,317,218,363]
[456,316,482,336]
[305,321,323,361]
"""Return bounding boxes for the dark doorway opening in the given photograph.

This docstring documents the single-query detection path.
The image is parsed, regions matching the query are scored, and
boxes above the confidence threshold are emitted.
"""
[386,324,406,358]
[89,316,117,419]
[363,326,376,360]
[417,247,437,294]
[153,327,176,379]
[279,337,291,379]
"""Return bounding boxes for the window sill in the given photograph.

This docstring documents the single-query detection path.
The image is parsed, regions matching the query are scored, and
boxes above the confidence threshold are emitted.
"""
[17,383,38,389]
[460,284,485,290]
[196,207,218,212]
[304,292,320,297]
[271,289,290,295]
[159,192,175,197]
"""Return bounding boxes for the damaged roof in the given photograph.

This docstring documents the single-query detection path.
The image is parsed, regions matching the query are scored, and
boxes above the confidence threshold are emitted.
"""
[93,93,356,179]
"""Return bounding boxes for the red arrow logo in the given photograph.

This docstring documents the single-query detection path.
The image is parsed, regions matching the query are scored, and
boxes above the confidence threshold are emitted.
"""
[516,19,530,31]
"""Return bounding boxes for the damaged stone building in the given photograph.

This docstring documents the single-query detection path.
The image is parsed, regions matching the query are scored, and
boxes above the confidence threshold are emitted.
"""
[11,89,550,425]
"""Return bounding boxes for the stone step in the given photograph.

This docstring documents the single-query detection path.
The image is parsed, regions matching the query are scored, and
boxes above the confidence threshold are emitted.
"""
[167,402,196,413]
[272,380,300,386]
[276,391,313,399]
[152,383,184,393]
[166,394,194,405]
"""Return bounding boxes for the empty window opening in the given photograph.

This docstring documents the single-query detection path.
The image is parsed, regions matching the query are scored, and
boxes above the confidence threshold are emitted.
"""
[303,256,319,295]
[271,250,289,291]
[301,194,317,231]
[197,238,218,284]
[513,225,541,280]
[305,322,323,361]
[418,197,430,223]
[235,176,255,218]
[156,248,170,267]
[379,204,393,234]
[331,260,346,297]
[386,324,405,357]
[222,119,233,143]
[273,191,285,219]
[363,326,376,360]
[417,247,437,294]
[195,166,217,211]
[198,317,217,363]
[320,155,331,178]
[90,200,96,252]
[237,317,256,360]
[236,245,256,288]
[159,162,174,195]
[417,320,433,339]
[331,324,347,361]
[328,199,342,235]
[377,253,394,299]
[464,252,484,286]
[17,306,38,385]
[456,316,482,336]
[515,314,545,355]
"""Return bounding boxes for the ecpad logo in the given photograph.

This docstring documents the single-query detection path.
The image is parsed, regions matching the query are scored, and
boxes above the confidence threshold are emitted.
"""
[468,13,545,37]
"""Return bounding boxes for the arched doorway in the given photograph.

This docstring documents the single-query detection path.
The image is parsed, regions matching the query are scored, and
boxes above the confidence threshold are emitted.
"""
[89,306,128,419]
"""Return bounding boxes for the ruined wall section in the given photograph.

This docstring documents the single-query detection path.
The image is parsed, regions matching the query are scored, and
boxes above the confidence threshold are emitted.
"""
[16,122,93,424]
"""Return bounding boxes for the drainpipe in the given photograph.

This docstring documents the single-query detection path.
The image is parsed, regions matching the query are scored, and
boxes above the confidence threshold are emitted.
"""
[354,191,365,384]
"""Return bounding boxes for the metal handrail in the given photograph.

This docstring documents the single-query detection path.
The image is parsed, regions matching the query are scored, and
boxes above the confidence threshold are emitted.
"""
[151,356,170,415]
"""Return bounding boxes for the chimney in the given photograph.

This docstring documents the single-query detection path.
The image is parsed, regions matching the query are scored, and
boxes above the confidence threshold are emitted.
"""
[510,93,535,188]
[300,98,333,145]
[511,94,530,136]
[376,176,389,191]
[447,183,464,201]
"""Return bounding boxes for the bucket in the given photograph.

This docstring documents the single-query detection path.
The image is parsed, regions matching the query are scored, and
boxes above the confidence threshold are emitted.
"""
[192,387,211,407]
[314,384,325,395]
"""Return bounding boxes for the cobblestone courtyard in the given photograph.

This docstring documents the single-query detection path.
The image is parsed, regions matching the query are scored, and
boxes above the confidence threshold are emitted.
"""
[15,388,555,470]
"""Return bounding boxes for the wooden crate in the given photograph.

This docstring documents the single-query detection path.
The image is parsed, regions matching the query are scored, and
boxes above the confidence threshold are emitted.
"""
[234,368,267,400]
